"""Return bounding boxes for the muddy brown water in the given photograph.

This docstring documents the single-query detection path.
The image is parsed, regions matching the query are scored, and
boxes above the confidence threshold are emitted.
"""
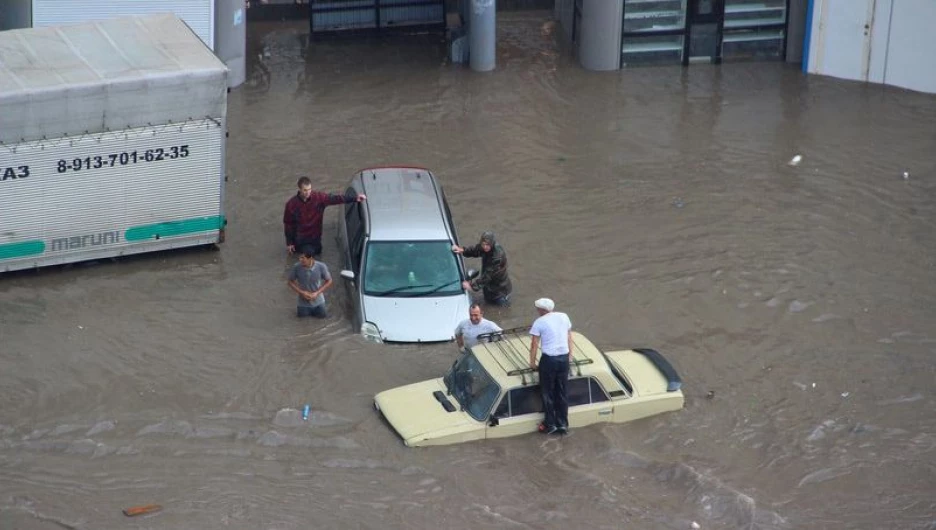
[2,11,935,530]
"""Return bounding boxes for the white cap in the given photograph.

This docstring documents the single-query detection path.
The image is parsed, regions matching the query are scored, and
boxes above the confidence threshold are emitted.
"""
[534,298,554,312]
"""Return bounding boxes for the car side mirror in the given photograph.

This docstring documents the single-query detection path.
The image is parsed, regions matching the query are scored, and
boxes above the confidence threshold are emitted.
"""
[488,416,499,427]
[466,269,479,280]
[340,270,355,281]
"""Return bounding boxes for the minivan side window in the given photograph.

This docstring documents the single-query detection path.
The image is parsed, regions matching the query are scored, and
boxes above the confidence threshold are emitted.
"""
[345,187,364,274]
[345,188,365,271]
[441,191,457,241]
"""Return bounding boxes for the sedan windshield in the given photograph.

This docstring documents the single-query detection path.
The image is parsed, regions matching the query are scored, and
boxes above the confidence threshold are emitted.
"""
[363,240,462,296]
[443,353,501,421]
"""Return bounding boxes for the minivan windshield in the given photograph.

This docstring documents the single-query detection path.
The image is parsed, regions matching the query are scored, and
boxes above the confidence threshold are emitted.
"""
[443,353,501,421]
[363,240,463,296]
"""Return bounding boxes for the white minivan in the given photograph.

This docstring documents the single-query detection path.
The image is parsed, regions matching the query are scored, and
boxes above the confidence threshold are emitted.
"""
[336,166,474,343]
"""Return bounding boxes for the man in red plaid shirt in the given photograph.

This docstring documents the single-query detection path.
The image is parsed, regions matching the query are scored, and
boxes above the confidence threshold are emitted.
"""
[283,176,366,256]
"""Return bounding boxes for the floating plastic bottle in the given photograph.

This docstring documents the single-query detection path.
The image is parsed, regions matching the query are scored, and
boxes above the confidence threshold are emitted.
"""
[302,404,310,421]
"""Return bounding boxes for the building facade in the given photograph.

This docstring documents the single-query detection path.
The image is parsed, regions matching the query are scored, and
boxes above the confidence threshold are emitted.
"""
[556,0,806,70]
[557,0,935,94]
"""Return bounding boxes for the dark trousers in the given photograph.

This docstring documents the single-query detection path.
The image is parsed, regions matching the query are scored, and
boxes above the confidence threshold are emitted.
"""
[297,305,327,318]
[297,238,322,256]
[539,354,569,429]
[483,292,511,306]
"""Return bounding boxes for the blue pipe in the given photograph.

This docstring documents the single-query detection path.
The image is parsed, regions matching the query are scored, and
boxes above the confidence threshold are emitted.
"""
[802,0,815,72]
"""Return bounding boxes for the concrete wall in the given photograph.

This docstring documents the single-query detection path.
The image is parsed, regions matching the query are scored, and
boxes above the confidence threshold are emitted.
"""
[578,0,622,71]
[0,0,31,31]
[215,0,246,88]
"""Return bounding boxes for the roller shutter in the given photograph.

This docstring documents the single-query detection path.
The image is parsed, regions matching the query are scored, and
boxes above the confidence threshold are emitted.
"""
[32,0,215,49]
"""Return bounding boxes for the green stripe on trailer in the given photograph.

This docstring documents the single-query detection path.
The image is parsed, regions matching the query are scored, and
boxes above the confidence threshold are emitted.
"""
[125,216,225,242]
[0,240,46,260]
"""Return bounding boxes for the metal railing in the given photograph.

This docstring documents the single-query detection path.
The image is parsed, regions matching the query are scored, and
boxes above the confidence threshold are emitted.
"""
[476,326,593,384]
[309,0,445,34]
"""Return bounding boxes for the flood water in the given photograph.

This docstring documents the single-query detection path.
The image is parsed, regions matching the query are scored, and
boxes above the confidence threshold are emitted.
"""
[2,11,935,530]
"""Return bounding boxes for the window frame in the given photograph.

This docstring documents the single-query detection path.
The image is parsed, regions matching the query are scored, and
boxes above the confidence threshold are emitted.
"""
[493,376,611,419]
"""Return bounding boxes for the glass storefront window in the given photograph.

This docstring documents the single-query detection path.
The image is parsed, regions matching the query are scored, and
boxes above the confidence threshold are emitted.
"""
[721,0,786,61]
[721,28,785,59]
[622,35,685,65]
[724,0,786,28]
[622,0,687,33]
[620,0,788,66]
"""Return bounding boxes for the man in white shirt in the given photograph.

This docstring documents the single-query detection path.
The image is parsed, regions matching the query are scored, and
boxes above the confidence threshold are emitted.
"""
[455,304,502,351]
[528,297,573,435]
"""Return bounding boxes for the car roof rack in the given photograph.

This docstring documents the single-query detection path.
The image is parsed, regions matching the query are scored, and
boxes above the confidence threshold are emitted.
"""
[476,326,594,384]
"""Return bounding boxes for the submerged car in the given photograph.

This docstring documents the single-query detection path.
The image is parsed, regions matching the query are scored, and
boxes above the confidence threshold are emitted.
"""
[374,327,685,447]
[336,166,473,343]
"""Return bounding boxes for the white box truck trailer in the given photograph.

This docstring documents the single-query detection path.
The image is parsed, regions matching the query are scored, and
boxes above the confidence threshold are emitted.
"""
[0,14,228,273]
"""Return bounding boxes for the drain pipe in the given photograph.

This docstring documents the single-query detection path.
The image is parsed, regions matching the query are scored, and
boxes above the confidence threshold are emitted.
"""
[470,0,496,72]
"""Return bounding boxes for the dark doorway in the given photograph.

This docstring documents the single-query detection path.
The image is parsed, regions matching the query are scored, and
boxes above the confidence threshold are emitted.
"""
[686,0,724,64]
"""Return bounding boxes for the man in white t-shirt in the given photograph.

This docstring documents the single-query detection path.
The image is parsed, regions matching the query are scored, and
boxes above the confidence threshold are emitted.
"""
[455,304,502,351]
[528,297,573,435]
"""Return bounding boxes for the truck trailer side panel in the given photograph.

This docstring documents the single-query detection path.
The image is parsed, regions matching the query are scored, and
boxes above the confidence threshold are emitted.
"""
[0,119,225,272]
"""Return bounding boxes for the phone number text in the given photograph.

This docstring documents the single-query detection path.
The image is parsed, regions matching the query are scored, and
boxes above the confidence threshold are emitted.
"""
[56,146,191,173]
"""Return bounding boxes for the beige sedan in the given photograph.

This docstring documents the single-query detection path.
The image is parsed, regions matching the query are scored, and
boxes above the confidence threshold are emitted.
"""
[374,327,685,447]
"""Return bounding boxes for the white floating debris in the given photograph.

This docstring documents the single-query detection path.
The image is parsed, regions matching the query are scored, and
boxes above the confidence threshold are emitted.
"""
[78,325,84,329]
[788,155,802,166]
[788,300,813,313]
[812,383,817,388]
[691,522,701,529]
[841,392,850,398]
[902,171,909,180]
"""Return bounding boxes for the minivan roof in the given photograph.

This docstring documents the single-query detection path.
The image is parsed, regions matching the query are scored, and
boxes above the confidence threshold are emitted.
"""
[358,167,452,241]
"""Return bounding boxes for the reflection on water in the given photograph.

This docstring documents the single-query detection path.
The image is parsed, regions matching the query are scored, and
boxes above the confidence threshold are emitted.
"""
[2,10,935,530]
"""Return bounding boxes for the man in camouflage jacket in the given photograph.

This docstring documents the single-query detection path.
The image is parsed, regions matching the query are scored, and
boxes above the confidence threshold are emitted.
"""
[453,231,512,306]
